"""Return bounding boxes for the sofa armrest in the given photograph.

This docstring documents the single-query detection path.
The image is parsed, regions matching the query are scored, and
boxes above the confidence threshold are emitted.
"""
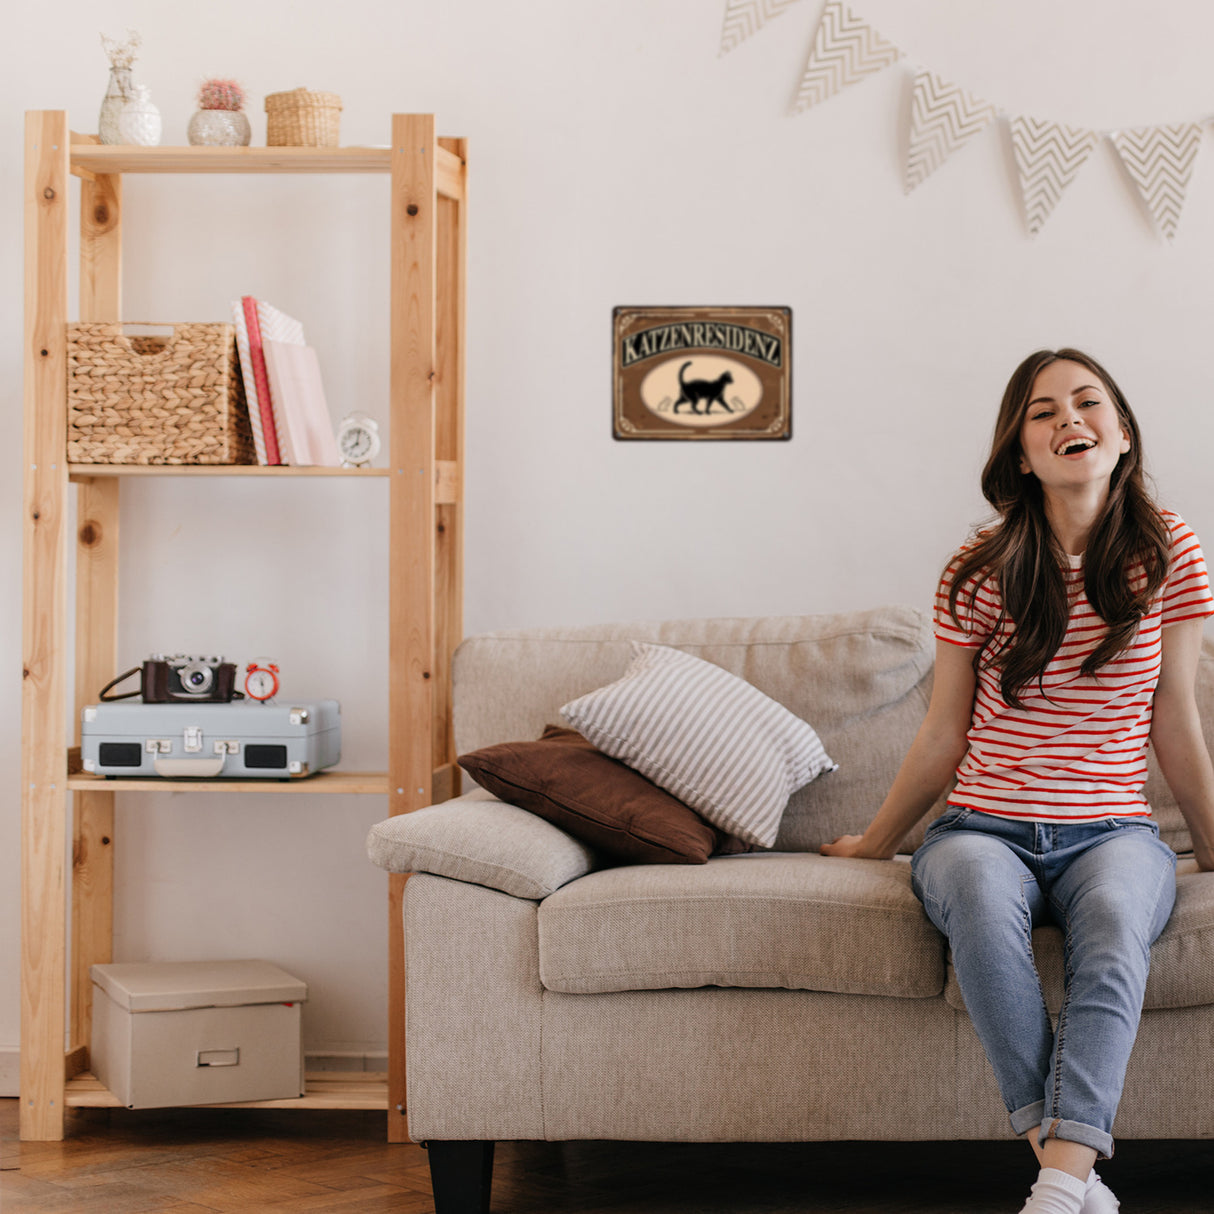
[366,790,598,900]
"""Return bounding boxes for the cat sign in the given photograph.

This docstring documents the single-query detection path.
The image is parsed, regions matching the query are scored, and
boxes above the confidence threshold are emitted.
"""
[613,306,791,440]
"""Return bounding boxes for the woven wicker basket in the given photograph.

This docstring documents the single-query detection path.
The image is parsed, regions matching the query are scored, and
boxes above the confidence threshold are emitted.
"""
[67,323,256,465]
[264,88,342,147]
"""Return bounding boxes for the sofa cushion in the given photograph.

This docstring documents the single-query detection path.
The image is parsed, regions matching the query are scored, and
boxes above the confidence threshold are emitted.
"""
[366,792,596,900]
[943,860,1214,1013]
[458,726,744,864]
[561,643,836,848]
[537,853,945,998]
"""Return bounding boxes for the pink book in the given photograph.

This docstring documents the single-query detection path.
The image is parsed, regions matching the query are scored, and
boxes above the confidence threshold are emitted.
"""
[263,340,341,467]
[241,296,281,464]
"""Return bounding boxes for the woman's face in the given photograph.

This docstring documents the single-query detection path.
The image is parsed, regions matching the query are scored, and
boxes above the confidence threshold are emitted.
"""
[1016,359,1131,496]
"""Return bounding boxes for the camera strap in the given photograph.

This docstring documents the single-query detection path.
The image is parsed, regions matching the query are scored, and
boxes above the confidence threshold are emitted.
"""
[98,666,144,701]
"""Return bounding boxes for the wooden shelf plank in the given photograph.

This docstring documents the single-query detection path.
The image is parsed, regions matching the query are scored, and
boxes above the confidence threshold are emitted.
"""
[71,145,393,175]
[69,464,388,480]
[65,1070,389,1110]
[67,770,390,794]
[68,142,465,200]
[69,460,458,500]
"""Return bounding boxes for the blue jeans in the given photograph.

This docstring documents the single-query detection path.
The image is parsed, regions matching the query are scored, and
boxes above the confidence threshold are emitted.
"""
[910,808,1177,1159]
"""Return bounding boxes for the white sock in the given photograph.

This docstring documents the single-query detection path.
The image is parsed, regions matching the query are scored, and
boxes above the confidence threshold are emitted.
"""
[1018,1166,1087,1214]
[1083,1169,1120,1212]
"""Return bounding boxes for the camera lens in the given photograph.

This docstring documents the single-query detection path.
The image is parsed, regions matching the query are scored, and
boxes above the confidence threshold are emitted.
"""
[180,662,213,694]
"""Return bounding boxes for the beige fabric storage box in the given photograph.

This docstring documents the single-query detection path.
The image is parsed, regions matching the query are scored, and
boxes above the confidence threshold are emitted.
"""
[90,959,307,1109]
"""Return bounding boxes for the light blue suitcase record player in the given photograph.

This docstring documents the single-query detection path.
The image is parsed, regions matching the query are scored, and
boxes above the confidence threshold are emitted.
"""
[81,700,341,779]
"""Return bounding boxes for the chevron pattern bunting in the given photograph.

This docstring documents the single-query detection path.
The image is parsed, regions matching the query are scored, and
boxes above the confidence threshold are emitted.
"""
[1010,117,1098,236]
[793,0,902,112]
[719,0,803,56]
[905,70,999,193]
[712,6,1213,239]
[1109,124,1203,241]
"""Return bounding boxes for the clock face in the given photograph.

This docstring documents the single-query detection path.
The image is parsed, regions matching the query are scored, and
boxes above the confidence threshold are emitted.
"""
[338,416,381,465]
[340,427,372,460]
[245,668,279,701]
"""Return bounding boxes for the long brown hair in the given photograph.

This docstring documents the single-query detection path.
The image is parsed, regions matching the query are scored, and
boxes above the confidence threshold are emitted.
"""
[948,348,1170,708]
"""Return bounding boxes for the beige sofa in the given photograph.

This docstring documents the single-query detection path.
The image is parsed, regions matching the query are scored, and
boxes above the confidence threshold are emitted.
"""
[367,606,1214,1214]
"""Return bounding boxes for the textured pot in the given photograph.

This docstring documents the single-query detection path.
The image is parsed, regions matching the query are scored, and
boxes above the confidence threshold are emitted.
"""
[187,109,252,147]
[119,86,162,147]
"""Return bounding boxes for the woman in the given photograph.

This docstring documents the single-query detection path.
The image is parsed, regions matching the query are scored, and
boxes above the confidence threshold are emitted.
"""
[822,349,1214,1214]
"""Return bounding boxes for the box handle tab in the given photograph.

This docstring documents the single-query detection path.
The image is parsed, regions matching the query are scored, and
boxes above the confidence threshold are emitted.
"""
[196,1047,240,1068]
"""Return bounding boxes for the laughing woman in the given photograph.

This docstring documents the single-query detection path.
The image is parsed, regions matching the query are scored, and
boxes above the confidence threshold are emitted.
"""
[822,348,1214,1214]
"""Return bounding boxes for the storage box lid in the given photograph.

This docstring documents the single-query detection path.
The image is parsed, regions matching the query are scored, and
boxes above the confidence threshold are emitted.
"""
[90,960,307,1013]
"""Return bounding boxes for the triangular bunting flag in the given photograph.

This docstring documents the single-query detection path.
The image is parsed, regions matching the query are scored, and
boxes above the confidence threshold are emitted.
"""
[1010,117,1098,236]
[719,0,803,56]
[905,70,998,193]
[1109,123,1202,241]
[793,0,902,112]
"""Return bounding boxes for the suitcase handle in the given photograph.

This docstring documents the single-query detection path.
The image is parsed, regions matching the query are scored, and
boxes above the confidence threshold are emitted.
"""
[153,757,226,778]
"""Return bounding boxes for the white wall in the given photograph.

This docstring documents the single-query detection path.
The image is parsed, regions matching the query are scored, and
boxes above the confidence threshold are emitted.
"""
[4,0,1214,1080]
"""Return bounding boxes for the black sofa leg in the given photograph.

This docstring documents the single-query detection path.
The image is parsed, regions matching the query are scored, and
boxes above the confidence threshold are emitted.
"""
[426,1140,496,1214]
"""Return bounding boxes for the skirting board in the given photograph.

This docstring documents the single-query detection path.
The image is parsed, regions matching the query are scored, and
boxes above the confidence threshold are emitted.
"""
[0,1048,17,1098]
[306,1052,389,1072]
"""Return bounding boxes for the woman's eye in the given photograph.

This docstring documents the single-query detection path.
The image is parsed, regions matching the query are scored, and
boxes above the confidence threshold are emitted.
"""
[1079,399,1099,408]
[1031,410,1052,421]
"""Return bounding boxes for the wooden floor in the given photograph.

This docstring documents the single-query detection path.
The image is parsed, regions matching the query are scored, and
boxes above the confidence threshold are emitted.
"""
[2,1099,1212,1212]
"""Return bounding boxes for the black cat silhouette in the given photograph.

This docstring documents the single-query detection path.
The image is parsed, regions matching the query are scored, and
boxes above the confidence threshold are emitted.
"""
[672,361,734,415]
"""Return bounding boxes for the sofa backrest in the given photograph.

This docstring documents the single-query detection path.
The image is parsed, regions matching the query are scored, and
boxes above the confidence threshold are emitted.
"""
[452,605,1209,856]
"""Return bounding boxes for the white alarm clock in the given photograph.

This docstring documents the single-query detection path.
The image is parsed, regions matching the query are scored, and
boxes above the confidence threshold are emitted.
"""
[244,660,280,702]
[337,413,381,467]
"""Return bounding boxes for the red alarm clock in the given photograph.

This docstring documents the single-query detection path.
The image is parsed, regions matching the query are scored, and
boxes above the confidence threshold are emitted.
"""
[244,660,280,702]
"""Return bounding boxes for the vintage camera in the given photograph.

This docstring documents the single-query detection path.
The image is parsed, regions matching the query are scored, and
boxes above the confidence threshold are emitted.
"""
[142,654,239,703]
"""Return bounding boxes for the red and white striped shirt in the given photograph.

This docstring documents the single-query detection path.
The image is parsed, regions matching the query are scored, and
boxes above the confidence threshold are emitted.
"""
[935,510,1214,822]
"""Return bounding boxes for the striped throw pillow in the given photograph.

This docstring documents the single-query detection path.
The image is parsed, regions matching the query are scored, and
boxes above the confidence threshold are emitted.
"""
[560,643,836,848]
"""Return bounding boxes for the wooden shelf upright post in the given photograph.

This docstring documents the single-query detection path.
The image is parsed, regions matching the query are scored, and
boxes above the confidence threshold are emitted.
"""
[386,112,468,1143]
[21,109,71,1142]
[71,132,123,1082]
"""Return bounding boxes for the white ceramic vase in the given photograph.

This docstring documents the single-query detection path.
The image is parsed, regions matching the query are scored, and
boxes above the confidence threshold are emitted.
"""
[118,85,162,147]
[187,109,252,147]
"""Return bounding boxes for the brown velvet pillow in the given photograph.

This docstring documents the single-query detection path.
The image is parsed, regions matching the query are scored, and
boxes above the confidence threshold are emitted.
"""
[458,726,749,864]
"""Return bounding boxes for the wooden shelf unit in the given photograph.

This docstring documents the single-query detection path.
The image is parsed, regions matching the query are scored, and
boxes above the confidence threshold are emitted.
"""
[21,112,467,1142]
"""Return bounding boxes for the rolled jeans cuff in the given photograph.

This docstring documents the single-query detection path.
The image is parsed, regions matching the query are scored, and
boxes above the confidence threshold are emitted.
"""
[1037,1116,1115,1160]
[1010,1100,1046,1138]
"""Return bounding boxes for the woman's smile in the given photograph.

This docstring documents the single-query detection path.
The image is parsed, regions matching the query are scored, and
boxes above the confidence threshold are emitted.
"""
[1017,359,1130,489]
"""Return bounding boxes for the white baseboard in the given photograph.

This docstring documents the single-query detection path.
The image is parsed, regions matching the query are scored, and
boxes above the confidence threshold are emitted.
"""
[0,1048,17,1097]
[305,1051,389,1072]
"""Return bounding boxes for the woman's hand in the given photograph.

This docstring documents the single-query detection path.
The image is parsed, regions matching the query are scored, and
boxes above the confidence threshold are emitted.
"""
[818,640,975,863]
[820,834,878,859]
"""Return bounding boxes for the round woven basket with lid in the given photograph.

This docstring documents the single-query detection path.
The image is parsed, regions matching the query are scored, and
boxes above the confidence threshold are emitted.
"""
[264,88,342,147]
